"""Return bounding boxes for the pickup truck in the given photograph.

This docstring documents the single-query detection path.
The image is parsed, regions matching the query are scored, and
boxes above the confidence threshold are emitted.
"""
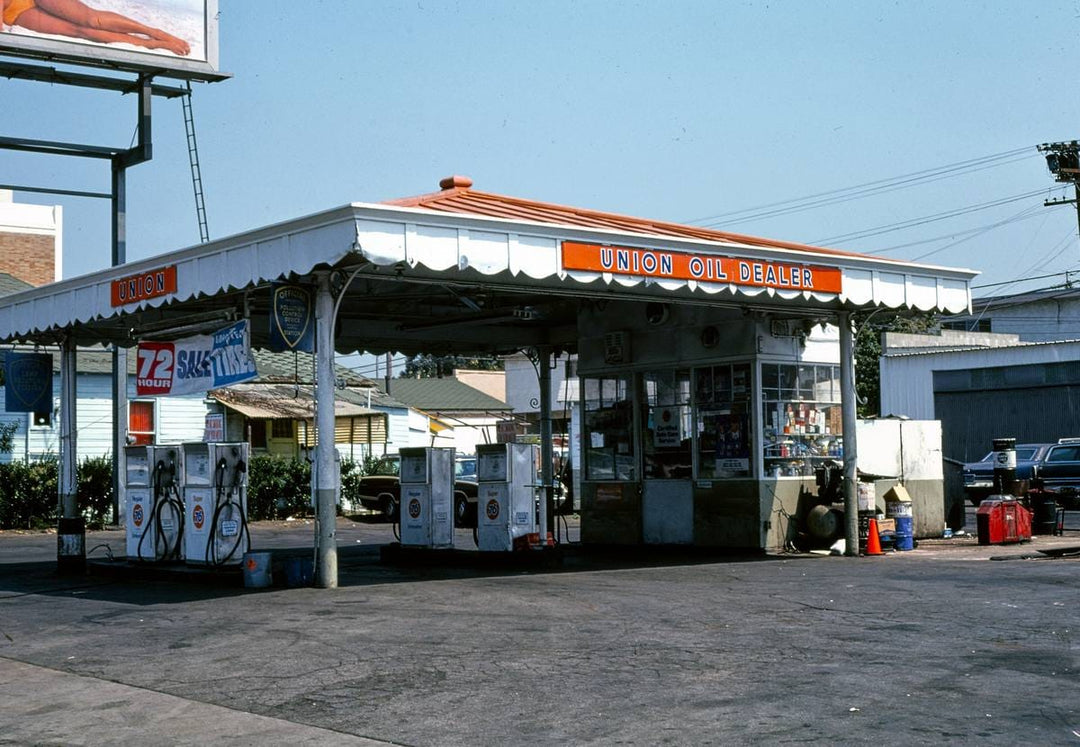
[356,456,480,527]
[1030,439,1080,510]
[962,443,1052,506]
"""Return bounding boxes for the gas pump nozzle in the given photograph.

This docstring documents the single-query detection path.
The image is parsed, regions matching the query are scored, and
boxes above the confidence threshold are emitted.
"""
[142,453,183,562]
[214,457,229,489]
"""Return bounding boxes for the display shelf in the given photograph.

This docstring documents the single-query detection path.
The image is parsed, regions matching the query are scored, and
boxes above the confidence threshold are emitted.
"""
[761,362,841,478]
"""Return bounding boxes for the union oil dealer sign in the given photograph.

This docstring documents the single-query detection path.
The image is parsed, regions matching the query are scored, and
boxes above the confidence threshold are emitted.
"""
[561,241,842,294]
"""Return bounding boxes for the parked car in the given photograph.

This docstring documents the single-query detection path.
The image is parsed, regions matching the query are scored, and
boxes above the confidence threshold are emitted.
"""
[356,456,480,527]
[961,443,1053,505]
[1031,439,1080,510]
[454,455,477,482]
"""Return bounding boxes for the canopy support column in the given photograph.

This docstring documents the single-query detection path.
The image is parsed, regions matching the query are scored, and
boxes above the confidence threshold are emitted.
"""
[314,275,339,588]
[839,312,859,556]
[59,337,78,518]
[539,346,553,539]
[58,336,85,574]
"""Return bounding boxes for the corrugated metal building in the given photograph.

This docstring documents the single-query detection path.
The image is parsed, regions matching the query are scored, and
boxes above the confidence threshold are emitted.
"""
[880,336,1080,462]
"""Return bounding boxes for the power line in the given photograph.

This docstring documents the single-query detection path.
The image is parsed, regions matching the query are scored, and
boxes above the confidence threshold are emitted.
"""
[972,270,1076,289]
[710,153,1036,228]
[907,205,1050,261]
[869,205,1046,256]
[686,146,1035,227]
[812,188,1056,245]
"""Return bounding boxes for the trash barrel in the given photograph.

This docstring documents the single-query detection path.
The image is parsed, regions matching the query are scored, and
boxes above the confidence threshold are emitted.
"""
[1032,494,1058,535]
[885,487,914,552]
[242,551,273,588]
[284,556,314,587]
[57,516,86,575]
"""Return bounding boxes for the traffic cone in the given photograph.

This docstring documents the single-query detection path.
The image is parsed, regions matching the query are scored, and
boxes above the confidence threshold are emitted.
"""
[864,518,885,556]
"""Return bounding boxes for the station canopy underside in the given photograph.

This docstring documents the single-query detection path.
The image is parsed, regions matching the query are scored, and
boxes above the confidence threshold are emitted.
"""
[0,184,978,355]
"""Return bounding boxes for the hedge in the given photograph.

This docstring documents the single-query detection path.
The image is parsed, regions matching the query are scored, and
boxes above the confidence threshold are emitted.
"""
[0,454,369,529]
[0,455,115,530]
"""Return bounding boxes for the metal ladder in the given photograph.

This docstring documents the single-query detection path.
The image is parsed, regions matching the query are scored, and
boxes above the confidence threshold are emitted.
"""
[182,82,210,243]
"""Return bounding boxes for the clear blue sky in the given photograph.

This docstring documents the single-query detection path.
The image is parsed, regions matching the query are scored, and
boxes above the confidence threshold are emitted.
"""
[3,0,1080,306]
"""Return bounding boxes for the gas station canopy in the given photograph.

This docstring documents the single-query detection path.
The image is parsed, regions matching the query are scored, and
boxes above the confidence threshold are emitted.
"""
[0,176,976,352]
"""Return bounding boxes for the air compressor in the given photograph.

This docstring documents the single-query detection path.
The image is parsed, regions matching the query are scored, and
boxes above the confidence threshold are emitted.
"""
[124,444,185,562]
[399,447,455,549]
[476,443,539,552]
[182,442,250,566]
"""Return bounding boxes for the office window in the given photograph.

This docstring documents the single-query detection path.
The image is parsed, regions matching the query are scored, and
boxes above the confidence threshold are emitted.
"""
[128,401,155,446]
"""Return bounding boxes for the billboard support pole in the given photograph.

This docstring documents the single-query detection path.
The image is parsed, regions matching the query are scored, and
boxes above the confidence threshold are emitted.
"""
[111,154,127,526]
[110,75,153,527]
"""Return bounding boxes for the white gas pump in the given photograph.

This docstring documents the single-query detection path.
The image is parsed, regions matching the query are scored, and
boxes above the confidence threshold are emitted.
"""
[182,442,249,566]
[124,444,184,562]
[477,443,539,551]
[399,447,454,549]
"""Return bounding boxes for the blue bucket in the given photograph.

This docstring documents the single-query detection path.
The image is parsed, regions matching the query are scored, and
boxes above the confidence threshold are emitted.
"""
[242,551,273,588]
[284,557,314,588]
[895,516,914,551]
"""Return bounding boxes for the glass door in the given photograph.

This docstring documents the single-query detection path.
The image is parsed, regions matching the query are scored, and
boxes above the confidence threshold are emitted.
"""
[641,369,693,544]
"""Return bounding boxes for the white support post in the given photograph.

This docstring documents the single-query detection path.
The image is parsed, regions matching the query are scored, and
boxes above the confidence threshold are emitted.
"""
[314,275,339,588]
[839,312,859,556]
[112,347,127,526]
[538,346,553,540]
[59,337,78,518]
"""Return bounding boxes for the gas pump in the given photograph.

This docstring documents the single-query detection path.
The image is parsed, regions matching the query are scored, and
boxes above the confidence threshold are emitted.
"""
[182,442,250,566]
[124,445,184,562]
[477,443,539,551]
[399,447,454,549]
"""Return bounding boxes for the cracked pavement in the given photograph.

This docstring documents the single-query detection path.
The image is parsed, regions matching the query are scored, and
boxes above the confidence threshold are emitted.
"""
[1,513,1078,745]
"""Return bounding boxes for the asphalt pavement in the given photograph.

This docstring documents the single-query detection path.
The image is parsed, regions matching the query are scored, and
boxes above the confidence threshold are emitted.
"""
[0,511,1078,746]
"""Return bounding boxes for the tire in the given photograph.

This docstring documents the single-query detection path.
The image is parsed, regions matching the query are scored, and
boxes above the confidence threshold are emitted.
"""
[454,492,470,529]
[380,493,399,522]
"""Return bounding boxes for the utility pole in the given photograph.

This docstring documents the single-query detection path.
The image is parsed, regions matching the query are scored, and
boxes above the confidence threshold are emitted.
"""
[1037,141,1080,256]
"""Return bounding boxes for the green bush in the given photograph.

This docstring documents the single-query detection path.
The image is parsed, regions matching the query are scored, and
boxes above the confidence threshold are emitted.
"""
[0,457,59,530]
[340,458,364,511]
[0,453,366,529]
[78,455,114,529]
[246,455,312,520]
[0,454,115,530]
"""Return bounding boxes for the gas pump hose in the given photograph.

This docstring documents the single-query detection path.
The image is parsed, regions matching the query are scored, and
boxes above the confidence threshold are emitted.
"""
[207,459,250,566]
[138,460,183,561]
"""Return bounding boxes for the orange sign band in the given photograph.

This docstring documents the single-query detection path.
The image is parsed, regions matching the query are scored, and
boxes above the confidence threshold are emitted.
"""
[110,265,178,307]
[561,241,843,295]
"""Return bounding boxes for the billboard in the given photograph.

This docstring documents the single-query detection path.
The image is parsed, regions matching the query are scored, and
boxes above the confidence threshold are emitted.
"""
[0,0,222,80]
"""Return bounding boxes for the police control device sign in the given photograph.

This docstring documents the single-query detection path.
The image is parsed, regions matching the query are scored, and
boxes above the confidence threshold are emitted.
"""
[136,320,258,396]
[3,352,52,414]
[267,283,314,353]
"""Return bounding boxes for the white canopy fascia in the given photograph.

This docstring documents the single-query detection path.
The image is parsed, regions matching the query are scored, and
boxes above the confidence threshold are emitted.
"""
[0,205,361,341]
[352,203,976,314]
[0,201,977,343]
